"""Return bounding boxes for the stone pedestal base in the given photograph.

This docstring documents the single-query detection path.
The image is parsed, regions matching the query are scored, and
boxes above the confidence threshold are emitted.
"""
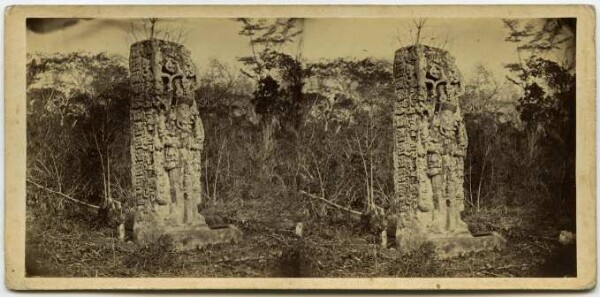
[427,232,506,259]
[395,228,506,259]
[130,210,243,251]
[162,224,243,251]
[393,210,506,259]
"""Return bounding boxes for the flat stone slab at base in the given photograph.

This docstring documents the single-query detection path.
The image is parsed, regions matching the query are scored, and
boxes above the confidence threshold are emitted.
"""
[428,232,506,259]
[163,224,243,251]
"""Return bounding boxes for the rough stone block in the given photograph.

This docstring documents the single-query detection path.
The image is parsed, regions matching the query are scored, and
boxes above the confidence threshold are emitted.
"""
[163,224,243,251]
[428,232,507,259]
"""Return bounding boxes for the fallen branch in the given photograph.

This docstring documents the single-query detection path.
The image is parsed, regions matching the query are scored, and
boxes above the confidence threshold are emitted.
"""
[26,179,100,210]
[299,190,362,216]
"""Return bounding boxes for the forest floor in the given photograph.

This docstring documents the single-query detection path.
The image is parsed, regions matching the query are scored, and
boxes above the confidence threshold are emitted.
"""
[26,197,576,278]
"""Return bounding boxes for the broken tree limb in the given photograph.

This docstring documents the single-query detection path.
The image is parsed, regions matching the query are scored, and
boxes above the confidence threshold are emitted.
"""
[299,190,362,216]
[26,179,100,210]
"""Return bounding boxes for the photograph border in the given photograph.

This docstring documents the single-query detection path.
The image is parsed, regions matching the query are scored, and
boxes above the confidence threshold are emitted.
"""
[4,4,597,290]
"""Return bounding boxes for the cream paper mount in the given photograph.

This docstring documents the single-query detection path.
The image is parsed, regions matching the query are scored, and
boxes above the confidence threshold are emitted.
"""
[4,5,596,290]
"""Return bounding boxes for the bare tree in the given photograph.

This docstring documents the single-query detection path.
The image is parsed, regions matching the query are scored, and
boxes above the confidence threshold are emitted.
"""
[413,19,426,45]
[126,18,189,44]
[149,18,158,39]
[394,19,454,50]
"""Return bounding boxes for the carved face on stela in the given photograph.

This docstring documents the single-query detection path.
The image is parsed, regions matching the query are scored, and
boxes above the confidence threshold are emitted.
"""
[159,51,197,107]
[429,60,463,97]
[182,62,197,94]
[163,57,178,74]
[422,65,463,116]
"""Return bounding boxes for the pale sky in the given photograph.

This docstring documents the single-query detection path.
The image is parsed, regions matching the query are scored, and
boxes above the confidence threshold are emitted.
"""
[27,18,522,81]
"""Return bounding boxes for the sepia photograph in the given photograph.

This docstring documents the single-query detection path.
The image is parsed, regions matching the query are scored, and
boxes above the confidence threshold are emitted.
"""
[4,5,596,290]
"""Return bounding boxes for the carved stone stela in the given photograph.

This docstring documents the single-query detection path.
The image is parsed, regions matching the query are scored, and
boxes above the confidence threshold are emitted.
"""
[129,39,241,250]
[392,45,505,258]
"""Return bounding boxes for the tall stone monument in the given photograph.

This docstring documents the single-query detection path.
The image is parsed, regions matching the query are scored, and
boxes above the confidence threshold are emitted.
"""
[129,39,241,250]
[392,45,504,258]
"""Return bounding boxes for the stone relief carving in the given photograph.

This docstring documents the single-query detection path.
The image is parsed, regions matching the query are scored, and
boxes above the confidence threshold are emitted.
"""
[392,45,503,255]
[129,39,240,249]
